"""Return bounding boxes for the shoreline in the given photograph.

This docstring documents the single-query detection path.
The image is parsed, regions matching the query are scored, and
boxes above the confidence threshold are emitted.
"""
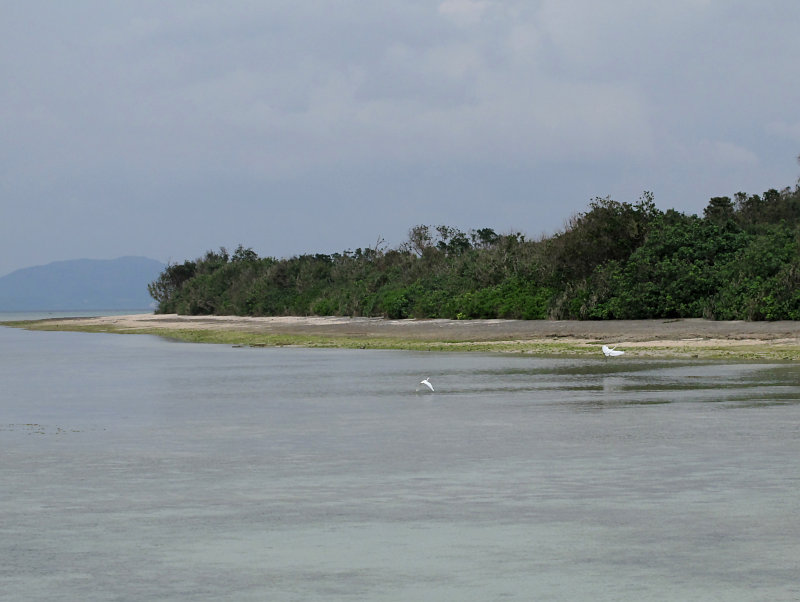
[5,313,800,360]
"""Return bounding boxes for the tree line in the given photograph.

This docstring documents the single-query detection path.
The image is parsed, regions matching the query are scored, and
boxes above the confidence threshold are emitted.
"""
[149,184,800,321]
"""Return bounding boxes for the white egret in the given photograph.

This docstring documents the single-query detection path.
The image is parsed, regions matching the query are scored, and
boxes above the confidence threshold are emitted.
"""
[420,377,435,392]
[602,345,625,357]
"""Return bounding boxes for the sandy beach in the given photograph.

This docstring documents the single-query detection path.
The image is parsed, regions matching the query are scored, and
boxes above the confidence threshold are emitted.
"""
[11,313,800,359]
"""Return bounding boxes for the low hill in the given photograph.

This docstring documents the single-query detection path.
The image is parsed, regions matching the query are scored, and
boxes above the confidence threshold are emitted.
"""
[0,256,165,311]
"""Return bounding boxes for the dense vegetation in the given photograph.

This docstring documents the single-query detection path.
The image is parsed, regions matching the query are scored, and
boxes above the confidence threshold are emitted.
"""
[149,184,800,321]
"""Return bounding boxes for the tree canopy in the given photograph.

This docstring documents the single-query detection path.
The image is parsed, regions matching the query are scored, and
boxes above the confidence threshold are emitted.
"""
[149,183,800,321]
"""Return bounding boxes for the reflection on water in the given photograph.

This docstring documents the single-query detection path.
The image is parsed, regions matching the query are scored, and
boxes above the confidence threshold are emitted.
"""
[2,326,800,601]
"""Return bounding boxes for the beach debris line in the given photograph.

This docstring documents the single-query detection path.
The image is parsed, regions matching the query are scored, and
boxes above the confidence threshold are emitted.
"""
[601,345,625,357]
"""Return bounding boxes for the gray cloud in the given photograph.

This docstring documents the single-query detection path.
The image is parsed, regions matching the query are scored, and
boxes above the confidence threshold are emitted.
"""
[2,0,799,276]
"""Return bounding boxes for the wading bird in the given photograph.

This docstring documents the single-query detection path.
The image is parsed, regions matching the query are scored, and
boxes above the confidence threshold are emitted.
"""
[602,345,625,357]
[420,377,435,392]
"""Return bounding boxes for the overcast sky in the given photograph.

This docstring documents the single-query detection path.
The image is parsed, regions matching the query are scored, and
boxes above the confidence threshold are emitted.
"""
[2,1,799,276]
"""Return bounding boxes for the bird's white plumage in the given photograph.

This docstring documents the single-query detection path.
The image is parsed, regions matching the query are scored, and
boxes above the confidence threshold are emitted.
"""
[420,377,434,392]
[602,345,625,357]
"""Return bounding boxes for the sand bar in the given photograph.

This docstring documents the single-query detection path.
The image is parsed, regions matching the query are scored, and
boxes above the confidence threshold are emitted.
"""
[7,314,800,359]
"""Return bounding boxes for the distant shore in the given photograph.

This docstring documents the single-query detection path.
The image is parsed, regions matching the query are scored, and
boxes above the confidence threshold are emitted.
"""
[5,313,800,360]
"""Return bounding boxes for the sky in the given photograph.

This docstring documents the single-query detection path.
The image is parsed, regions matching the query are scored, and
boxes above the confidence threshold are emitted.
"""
[2,1,800,277]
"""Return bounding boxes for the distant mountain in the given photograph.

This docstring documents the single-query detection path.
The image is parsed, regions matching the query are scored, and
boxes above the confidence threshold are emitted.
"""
[0,257,165,311]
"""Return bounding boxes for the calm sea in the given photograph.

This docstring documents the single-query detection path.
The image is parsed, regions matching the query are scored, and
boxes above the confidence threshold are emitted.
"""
[2,318,800,601]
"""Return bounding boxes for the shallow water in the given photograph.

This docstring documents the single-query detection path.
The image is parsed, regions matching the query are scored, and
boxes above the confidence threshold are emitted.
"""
[2,326,800,601]
[0,309,153,322]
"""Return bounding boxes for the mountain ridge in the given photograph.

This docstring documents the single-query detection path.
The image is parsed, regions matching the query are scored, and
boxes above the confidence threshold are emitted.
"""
[0,256,165,311]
